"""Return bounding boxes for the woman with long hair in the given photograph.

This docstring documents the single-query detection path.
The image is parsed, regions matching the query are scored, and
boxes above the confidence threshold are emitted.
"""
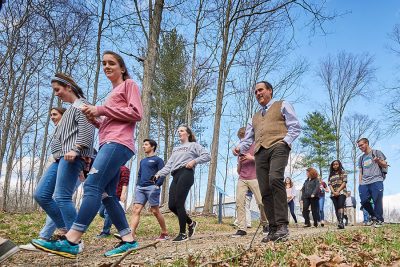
[154,126,210,242]
[32,51,142,258]
[328,160,347,229]
[285,177,298,224]
[301,168,320,227]
[32,74,95,239]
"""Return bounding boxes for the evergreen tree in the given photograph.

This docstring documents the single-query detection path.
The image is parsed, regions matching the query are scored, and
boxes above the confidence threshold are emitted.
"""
[299,112,336,177]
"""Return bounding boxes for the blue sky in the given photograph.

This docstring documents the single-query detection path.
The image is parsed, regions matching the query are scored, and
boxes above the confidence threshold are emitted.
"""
[291,1,399,196]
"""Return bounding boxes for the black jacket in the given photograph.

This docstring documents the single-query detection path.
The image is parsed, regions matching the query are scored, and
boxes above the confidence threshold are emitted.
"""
[301,178,320,199]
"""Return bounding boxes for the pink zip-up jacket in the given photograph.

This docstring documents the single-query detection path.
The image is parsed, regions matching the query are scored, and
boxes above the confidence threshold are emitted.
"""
[95,79,143,152]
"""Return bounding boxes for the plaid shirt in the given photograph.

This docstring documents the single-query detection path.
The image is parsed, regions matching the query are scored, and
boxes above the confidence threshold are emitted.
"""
[116,166,130,198]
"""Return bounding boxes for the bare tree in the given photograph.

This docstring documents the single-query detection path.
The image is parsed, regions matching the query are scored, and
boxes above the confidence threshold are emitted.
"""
[135,0,165,174]
[318,51,375,161]
[343,114,380,190]
[203,0,333,213]
[386,24,400,132]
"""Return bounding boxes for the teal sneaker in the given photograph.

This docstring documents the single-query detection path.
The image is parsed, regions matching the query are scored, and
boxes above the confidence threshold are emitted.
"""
[31,237,79,259]
[104,241,139,257]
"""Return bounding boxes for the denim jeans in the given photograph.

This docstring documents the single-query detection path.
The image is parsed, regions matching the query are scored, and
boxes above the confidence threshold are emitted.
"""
[34,157,84,230]
[359,181,384,222]
[287,199,297,223]
[318,196,325,221]
[98,200,121,234]
[363,208,369,223]
[39,179,82,239]
[71,142,133,236]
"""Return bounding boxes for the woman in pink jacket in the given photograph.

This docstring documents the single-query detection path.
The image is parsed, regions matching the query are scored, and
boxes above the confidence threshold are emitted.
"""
[32,51,143,258]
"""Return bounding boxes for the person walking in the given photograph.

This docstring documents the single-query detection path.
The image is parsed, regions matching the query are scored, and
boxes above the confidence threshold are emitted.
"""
[32,73,95,240]
[300,168,320,227]
[154,126,210,242]
[328,160,347,229]
[357,137,388,227]
[21,107,84,252]
[232,127,268,238]
[285,177,298,224]
[32,51,143,258]
[318,176,329,227]
[97,166,130,238]
[344,191,356,226]
[130,139,169,241]
[234,81,301,242]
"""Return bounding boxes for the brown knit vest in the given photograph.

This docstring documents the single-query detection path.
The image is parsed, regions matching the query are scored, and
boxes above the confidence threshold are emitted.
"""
[252,100,287,153]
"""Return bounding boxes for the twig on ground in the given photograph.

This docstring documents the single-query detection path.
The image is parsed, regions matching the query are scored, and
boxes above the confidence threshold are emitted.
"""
[108,241,159,267]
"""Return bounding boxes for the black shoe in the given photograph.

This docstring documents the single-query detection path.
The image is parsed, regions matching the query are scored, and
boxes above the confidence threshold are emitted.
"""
[261,226,276,243]
[303,224,311,228]
[188,221,198,238]
[172,233,188,243]
[314,223,318,227]
[270,224,289,242]
[338,223,345,229]
[231,230,247,238]
[262,225,269,234]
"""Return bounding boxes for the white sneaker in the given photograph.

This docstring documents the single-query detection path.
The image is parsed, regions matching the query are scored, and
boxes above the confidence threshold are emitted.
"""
[19,243,39,251]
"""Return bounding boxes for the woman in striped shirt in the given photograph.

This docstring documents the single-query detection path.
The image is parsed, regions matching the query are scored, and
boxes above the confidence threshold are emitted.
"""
[33,73,95,237]
[32,51,143,258]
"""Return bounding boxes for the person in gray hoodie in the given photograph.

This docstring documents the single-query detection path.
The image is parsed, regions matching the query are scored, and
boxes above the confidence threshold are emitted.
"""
[154,126,210,242]
[301,167,320,227]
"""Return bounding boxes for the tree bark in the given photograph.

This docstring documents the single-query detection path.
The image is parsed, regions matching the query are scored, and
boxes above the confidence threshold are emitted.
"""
[136,0,164,177]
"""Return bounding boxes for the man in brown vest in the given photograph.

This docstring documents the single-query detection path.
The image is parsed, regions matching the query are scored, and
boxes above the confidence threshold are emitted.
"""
[234,81,301,242]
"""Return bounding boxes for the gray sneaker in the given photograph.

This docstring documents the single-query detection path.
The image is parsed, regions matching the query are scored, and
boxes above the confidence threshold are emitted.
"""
[374,221,384,228]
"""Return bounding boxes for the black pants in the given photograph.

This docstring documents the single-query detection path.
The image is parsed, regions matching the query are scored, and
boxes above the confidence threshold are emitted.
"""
[302,197,319,226]
[331,194,346,220]
[288,199,297,223]
[255,143,290,228]
[169,168,194,234]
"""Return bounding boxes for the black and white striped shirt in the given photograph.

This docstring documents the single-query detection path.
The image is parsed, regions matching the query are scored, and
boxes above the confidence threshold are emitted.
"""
[51,98,95,159]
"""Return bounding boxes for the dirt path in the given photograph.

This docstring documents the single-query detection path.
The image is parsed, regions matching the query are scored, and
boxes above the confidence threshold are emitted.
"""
[4,224,357,266]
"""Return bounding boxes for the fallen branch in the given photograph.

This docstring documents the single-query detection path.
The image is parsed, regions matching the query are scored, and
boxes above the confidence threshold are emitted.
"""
[105,241,160,267]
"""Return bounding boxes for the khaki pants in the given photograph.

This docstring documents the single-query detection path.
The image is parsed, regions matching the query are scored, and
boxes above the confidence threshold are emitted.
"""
[346,207,355,225]
[236,178,267,231]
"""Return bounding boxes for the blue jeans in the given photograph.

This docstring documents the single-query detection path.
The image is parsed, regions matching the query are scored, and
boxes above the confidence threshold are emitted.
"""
[71,142,133,236]
[318,196,325,221]
[287,199,297,223]
[34,157,84,230]
[363,208,369,223]
[98,200,120,234]
[359,181,384,222]
[39,179,82,239]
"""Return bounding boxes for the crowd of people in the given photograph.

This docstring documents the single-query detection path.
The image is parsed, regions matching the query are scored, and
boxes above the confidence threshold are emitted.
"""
[0,52,389,263]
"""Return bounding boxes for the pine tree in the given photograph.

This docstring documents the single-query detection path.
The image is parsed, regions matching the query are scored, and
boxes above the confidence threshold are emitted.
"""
[299,112,336,177]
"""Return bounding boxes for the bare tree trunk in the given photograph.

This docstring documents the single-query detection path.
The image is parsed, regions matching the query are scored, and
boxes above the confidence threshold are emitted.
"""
[186,0,204,127]
[203,0,231,213]
[136,0,164,176]
[92,0,107,104]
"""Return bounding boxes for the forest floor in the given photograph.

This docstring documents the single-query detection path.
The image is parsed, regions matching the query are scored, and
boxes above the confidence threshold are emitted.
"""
[1,212,400,266]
